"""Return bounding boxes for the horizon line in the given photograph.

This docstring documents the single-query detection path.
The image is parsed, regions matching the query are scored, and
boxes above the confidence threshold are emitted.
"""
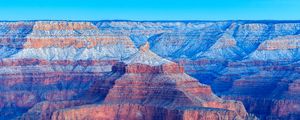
[2,19,300,22]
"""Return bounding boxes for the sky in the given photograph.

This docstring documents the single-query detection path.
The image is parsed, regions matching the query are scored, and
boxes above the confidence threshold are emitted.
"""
[0,0,299,20]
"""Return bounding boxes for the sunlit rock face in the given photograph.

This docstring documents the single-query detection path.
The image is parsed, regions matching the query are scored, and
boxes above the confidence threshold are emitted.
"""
[1,20,300,120]
[10,21,137,60]
[50,43,249,120]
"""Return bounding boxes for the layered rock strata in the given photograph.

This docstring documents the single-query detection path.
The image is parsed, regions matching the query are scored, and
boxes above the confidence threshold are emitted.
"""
[1,20,300,119]
[50,43,249,120]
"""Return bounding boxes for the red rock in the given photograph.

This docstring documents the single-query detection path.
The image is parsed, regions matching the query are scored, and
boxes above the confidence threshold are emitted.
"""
[122,63,184,74]
[21,100,91,120]
[0,91,38,108]
[48,47,250,120]
[33,21,97,31]
[43,90,77,101]
[51,103,243,120]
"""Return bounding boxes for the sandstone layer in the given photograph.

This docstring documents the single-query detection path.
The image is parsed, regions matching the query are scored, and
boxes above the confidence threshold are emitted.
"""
[1,20,300,119]
[49,43,249,120]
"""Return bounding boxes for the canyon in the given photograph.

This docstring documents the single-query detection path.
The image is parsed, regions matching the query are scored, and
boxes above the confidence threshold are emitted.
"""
[1,20,300,120]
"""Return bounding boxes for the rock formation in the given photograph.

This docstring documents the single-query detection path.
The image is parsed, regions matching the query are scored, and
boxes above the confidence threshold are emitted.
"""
[1,20,300,119]
[50,43,249,120]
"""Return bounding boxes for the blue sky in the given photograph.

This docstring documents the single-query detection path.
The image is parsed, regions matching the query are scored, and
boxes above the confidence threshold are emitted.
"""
[0,0,299,20]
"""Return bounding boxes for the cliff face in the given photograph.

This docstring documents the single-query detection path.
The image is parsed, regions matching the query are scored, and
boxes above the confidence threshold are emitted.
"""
[50,43,249,120]
[1,20,300,119]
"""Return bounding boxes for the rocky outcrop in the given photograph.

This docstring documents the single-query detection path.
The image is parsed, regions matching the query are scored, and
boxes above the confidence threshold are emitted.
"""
[249,35,300,61]
[212,60,300,119]
[9,21,137,60]
[1,20,300,119]
[51,104,242,120]
[20,100,90,120]
[0,59,118,119]
[49,43,249,120]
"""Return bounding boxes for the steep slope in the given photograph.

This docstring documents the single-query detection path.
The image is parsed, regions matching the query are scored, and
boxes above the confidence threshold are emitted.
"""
[1,20,300,120]
[123,42,171,66]
[10,21,137,60]
[0,22,34,58]
[196,23,247,60]
[50,43,249,120]
[148,22,229,58]
[249,35,300,61]
[210,60,300,119]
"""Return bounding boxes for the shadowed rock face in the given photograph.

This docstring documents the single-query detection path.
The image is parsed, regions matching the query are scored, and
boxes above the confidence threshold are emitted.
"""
[1,20,300,119]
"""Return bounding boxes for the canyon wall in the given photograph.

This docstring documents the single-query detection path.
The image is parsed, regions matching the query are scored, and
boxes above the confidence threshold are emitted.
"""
[1,20,300,119]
